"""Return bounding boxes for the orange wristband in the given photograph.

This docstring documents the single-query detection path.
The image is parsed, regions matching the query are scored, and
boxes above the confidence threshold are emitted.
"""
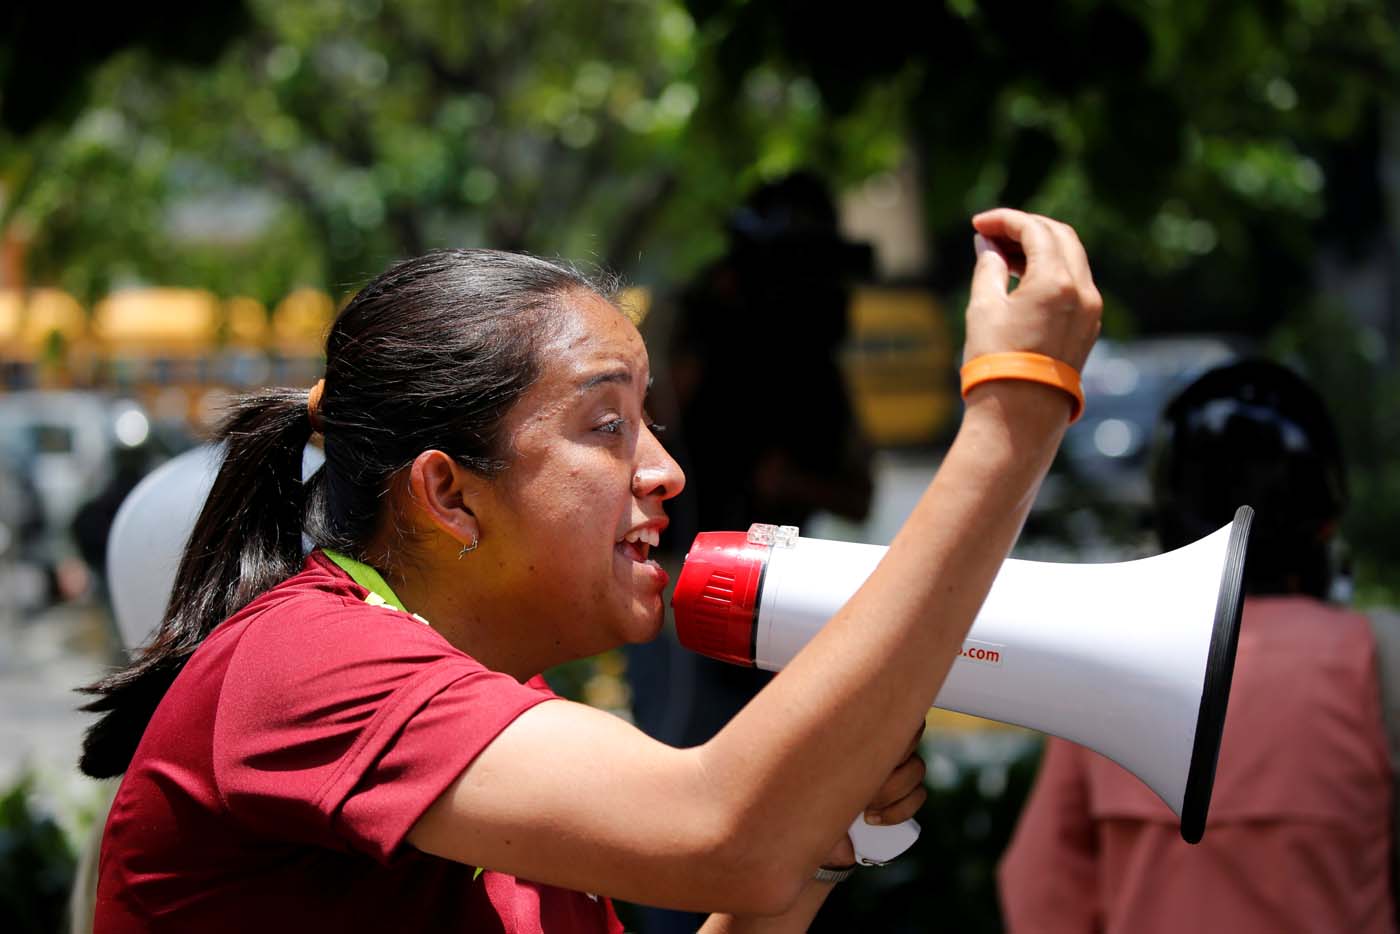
[960,352,1085,424]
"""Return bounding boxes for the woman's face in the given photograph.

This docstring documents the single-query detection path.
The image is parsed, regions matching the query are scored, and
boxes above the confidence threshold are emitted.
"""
[476,291,685,659]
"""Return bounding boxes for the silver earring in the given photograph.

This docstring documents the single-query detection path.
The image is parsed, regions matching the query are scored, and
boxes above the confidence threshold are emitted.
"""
[458,535,479,559]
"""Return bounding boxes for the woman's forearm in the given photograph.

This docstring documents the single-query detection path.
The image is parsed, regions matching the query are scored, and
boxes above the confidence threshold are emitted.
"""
[699,877,839,934]
[696,381,1069,880]
[692,207,1103,887]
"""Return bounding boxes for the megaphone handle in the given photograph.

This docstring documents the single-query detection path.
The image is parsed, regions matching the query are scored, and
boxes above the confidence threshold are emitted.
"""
[847,816,921,866]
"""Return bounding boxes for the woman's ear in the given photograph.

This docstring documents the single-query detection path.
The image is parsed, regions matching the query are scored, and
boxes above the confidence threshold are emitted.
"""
[407,450,482,552]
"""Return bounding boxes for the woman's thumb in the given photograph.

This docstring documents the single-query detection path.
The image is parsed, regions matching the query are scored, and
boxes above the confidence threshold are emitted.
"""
[970,234,1010,306]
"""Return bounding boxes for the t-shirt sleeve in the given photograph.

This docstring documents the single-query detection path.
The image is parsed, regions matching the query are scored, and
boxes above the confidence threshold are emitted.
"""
[212,594,553,863]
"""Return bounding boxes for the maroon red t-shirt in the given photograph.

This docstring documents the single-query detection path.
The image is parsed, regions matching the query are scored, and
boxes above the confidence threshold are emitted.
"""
[95,552,624,933]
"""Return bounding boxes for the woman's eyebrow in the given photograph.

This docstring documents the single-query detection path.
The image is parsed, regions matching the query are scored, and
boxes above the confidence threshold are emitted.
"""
[577,368,632,393]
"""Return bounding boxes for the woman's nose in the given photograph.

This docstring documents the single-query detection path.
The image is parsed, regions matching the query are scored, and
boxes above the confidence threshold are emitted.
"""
[633,427,685,501]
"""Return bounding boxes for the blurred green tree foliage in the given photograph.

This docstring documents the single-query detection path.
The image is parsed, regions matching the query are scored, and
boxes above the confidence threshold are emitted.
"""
[688,0,1399,335]
[1,0,908,304]
[1,5,250,135]
[2,4,1395,566]
[3,1,1396,328]
[0,773,78,934]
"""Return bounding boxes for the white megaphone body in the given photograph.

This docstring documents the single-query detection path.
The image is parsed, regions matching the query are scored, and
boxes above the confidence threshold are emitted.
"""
[671,506,1253,866]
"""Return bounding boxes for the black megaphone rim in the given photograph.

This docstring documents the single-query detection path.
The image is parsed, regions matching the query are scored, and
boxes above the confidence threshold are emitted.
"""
[1179,504,1254,844]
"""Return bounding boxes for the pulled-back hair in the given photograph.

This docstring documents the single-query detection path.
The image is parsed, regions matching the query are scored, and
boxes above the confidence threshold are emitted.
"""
[80,249,604,778]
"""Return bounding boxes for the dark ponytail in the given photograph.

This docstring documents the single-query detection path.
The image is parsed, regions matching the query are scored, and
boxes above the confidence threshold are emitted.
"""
[79,391,314,777]
[80,249,606,778]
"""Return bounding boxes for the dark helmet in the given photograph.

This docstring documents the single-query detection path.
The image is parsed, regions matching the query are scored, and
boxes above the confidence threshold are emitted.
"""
[1150,359,1346,598]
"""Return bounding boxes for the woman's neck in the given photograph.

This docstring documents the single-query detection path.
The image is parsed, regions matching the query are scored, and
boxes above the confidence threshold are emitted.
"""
[374,546,559,683]
[357,494,580,681]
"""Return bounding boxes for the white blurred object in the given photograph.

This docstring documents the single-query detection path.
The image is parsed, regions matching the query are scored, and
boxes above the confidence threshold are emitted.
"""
[106,443,324,649]
[112,406,151,448]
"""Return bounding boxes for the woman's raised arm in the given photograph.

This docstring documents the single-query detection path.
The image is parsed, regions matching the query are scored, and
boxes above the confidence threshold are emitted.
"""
[409,210,1102,915]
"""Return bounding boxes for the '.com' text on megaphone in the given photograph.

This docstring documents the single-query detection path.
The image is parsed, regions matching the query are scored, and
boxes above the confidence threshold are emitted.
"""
[671,506,1253,865]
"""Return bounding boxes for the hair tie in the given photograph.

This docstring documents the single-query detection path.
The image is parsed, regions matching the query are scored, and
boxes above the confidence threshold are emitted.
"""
[307,379,326,433]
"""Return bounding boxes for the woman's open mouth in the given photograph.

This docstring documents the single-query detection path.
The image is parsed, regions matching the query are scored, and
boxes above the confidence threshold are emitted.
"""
[616,526,659,564]
[616,526,667,586]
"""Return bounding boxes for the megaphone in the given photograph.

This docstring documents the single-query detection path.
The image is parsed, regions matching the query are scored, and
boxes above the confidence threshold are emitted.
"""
[671,506,1253,865]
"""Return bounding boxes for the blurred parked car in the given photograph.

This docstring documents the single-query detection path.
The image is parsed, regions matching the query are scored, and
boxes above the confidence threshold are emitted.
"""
[1032,336,1253,543]
[0,391,190,610]
[0,393,122,535]
[0,449,49,612]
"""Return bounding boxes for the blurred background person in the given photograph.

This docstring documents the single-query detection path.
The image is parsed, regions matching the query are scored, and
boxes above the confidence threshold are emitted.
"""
[632,169,876,730]
[663,170,875,537]
[626,170,876,933]
[998,359,1395,934]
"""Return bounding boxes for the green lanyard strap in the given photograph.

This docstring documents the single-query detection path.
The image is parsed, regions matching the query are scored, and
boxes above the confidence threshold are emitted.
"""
[322,548,409,613]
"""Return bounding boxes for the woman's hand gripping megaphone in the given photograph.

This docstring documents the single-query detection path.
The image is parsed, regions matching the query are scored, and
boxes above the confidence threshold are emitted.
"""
[823,721,928,868]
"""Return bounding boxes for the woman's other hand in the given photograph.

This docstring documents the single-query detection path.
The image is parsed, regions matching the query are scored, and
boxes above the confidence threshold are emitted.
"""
[696,725,929,934]
[821,720,928,869]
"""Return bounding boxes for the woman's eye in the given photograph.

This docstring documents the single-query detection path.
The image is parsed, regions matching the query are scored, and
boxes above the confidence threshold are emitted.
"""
[643,408,665,435]
[596,411,662,436]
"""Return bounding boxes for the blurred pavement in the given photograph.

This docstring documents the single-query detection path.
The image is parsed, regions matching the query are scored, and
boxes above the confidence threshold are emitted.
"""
[0,595,113,794]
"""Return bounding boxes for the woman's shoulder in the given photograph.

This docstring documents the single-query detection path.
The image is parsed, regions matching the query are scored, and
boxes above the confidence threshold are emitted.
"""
[205,553,531,787]
[237,550,387,614]
[189,552,483,723]
[218,551,458,655]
